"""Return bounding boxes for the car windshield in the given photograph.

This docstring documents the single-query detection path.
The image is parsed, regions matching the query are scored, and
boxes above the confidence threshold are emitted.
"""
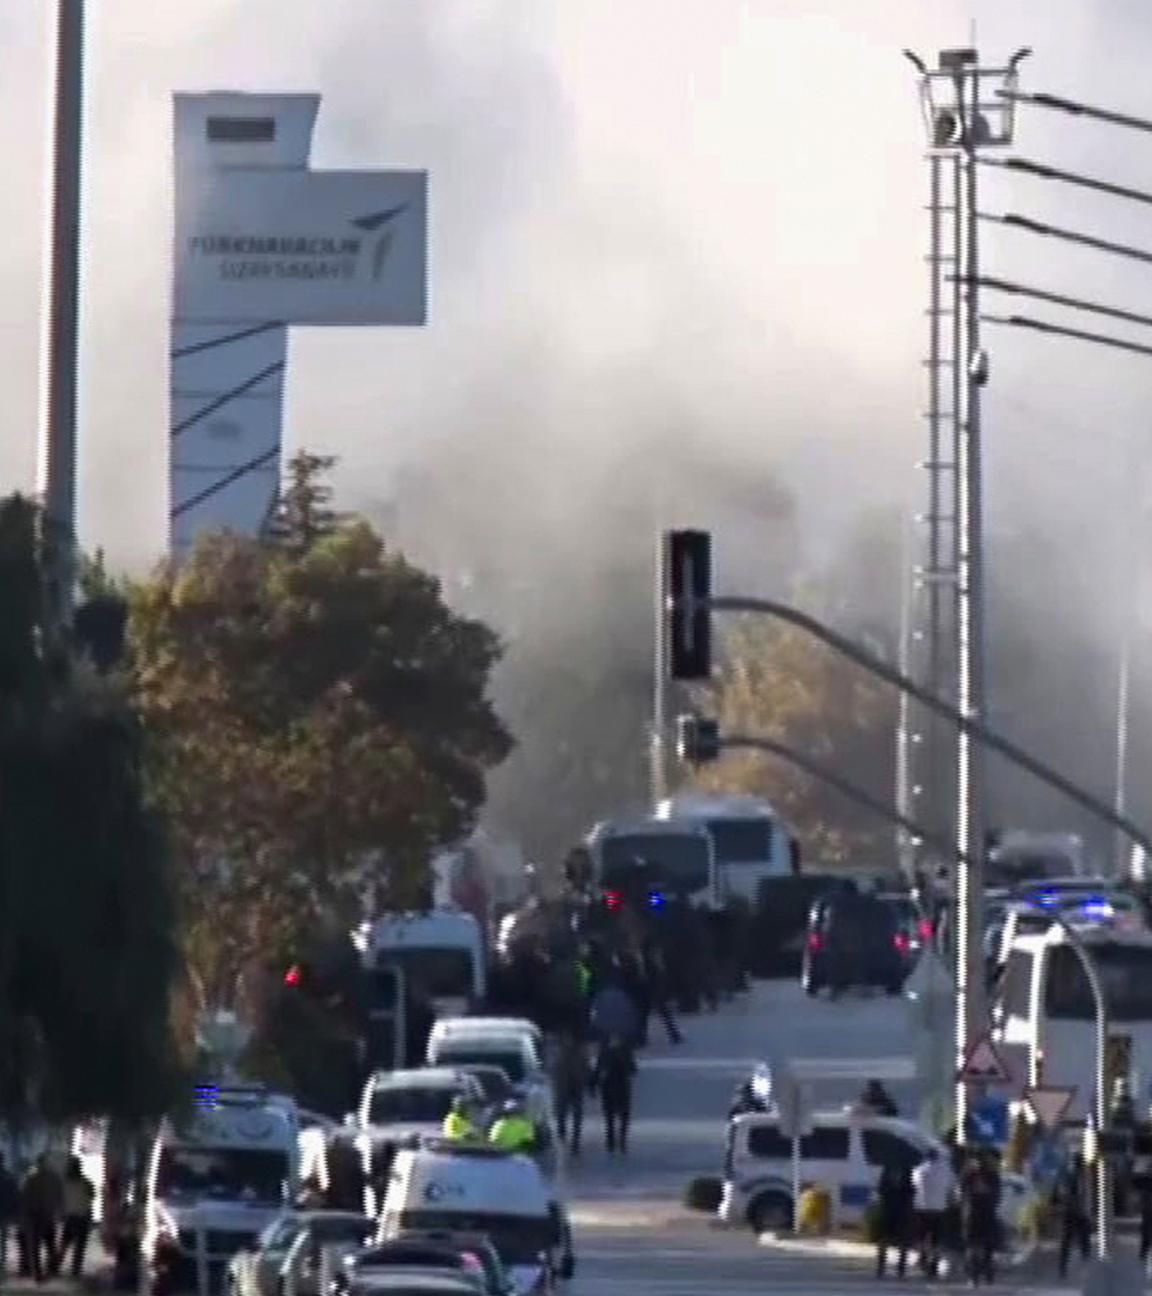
[1045,944,1152,1020]
[369,1087,457,1125]
[600,833,710,894]
[156,1146,288,1205]
[398,1212,555,1267]
[438,1050,526,1085]
[460,1068,512,1103]
[705,819,772,865]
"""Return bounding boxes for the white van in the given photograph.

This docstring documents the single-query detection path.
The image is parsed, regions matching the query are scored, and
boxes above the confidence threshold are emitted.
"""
[378,1142,574,1295]
[720,1108,1033,1246]
[427,1018,544,1064]
[354,1068,487,1215]
[142,1085,299,1293]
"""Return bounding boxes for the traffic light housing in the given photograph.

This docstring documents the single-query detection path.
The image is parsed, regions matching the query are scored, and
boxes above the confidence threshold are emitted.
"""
[73,593,129,672]
[665,529,712,680]
[676,713,721,765]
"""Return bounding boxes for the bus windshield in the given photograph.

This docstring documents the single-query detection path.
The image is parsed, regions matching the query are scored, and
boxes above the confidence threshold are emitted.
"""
[1045,944,1152,1021]
[987,853,1073,889]
[600,834,709,894]
[378,948,474,998]
[706,818,772,865]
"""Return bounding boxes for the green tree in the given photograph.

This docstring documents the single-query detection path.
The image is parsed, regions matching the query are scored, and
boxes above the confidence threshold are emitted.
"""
[129,458,512,1011]
[0,495,181,1124]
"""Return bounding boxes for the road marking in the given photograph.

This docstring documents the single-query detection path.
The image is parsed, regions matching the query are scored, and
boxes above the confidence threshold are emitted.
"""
[640,1057,760,1071]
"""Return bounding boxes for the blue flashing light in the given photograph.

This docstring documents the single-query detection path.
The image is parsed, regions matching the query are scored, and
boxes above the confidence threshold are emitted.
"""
[194,1083,220,1111]
[647,890,666,909]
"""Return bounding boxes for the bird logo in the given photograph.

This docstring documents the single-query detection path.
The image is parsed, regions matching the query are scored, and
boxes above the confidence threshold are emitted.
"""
[350,203,409,283]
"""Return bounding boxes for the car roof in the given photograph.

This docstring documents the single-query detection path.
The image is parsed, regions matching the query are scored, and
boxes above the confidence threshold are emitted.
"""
[349,1273,481,1295]
[373,1069,473,1089]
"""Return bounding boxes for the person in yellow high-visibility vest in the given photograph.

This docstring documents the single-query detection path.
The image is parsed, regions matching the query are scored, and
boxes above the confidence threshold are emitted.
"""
[442,1096,481,1143]
[488,1101,536,1153]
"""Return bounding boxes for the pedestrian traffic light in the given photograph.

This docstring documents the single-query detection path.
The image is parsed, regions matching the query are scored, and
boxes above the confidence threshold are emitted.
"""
[665,529,712,680]
[676,713,721,765]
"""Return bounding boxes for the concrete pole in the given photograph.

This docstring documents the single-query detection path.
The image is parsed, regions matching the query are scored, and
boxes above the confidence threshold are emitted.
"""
[953,61,988,1136]
[39,0,85,626]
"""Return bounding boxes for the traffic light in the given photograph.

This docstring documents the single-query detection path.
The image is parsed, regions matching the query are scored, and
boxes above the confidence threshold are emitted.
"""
[676,713,721,765]
[665,529,712,680]
[73,593,129,672]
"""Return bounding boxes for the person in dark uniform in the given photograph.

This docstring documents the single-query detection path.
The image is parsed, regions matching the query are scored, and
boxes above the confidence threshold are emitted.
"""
[590,1036,637,1155]
[874,1162,914,1279]
[1054,1153,1092,1279]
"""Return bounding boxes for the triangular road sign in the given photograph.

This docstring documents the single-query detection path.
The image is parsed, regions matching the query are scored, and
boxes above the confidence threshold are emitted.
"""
[1025,1085,1075,1131]
[957,1034,1011,1085]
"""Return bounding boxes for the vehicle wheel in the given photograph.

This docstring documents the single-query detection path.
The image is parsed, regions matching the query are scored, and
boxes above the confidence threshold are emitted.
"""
[684,1175,723,1212]
[748,1190,793,1234]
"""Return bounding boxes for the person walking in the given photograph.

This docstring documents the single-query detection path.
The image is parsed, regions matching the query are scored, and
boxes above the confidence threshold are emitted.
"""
[912,1148,956,1278]
[59,1157,94,1280]
[21,1155,62,1283]
[552,1032,589,1157]
[0,1152,16,1279]
[590,1035,637,1156]
[589,972,640,1048]
[1054,1153,1092,1280]
[960,1150,1001,1287]
[641,944,683,1046]
[874,1161,915,1280]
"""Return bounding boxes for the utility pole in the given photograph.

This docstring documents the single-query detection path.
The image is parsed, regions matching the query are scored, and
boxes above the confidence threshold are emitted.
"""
[906,45,1030,1135]
[39,0,86,626]
[651,528,670,805]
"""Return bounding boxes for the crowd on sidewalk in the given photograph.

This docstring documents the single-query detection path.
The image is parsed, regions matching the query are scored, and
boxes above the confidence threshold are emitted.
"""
[0,1152,95,1286]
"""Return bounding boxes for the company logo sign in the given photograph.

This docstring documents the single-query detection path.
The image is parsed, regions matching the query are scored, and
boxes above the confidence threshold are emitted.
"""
[186,203,408,286]
[423,1181,466,1203]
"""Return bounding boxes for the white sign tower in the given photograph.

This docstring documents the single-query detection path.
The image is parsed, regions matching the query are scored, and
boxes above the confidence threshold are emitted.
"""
[170,93,427,551]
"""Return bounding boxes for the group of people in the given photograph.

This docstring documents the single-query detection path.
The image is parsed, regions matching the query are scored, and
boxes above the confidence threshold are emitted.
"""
[872,1146,1003,1286]
[0,1152,95,1284]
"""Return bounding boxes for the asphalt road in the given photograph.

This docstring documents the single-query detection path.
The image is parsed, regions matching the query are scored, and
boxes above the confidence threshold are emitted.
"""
[564,977,1071,1296]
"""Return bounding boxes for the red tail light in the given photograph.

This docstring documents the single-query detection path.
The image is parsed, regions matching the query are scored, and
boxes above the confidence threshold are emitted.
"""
[894,932,911,954]
[917,918,934,941]
[806,931,823,952]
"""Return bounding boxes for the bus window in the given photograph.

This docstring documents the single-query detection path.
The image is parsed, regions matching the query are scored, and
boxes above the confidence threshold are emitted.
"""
[600,833,710,895]
[707,819,772,865]
[1045,944,1152,1021]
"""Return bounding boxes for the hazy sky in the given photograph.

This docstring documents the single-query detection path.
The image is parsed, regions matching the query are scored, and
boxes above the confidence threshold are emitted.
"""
[4,0,1152,575]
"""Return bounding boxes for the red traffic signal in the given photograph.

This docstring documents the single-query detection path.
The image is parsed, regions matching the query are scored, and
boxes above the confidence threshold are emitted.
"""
[284,963,304,987]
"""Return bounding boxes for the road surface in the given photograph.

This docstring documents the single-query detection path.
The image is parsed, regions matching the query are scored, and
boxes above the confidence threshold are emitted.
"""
[565,977,1067,1295]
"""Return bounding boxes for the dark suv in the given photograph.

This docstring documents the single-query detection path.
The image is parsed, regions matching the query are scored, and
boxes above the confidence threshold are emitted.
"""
[801,890,907,996]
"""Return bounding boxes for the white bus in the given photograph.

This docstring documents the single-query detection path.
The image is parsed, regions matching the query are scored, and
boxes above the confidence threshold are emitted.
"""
[995,925,1152,1121]
[655,793,797,904]
[585,816,721,909]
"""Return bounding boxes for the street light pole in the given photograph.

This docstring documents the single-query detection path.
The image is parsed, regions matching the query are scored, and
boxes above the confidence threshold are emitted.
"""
[953,55,989,1137]
[39,0,86,626]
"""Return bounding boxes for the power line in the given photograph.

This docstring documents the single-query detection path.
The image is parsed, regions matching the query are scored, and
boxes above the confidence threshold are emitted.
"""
[968,275,1152,331]
[979,156,1152,208]
[981,313,1152,359]
[980,211,1152,267]
[999,89,1152,136]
